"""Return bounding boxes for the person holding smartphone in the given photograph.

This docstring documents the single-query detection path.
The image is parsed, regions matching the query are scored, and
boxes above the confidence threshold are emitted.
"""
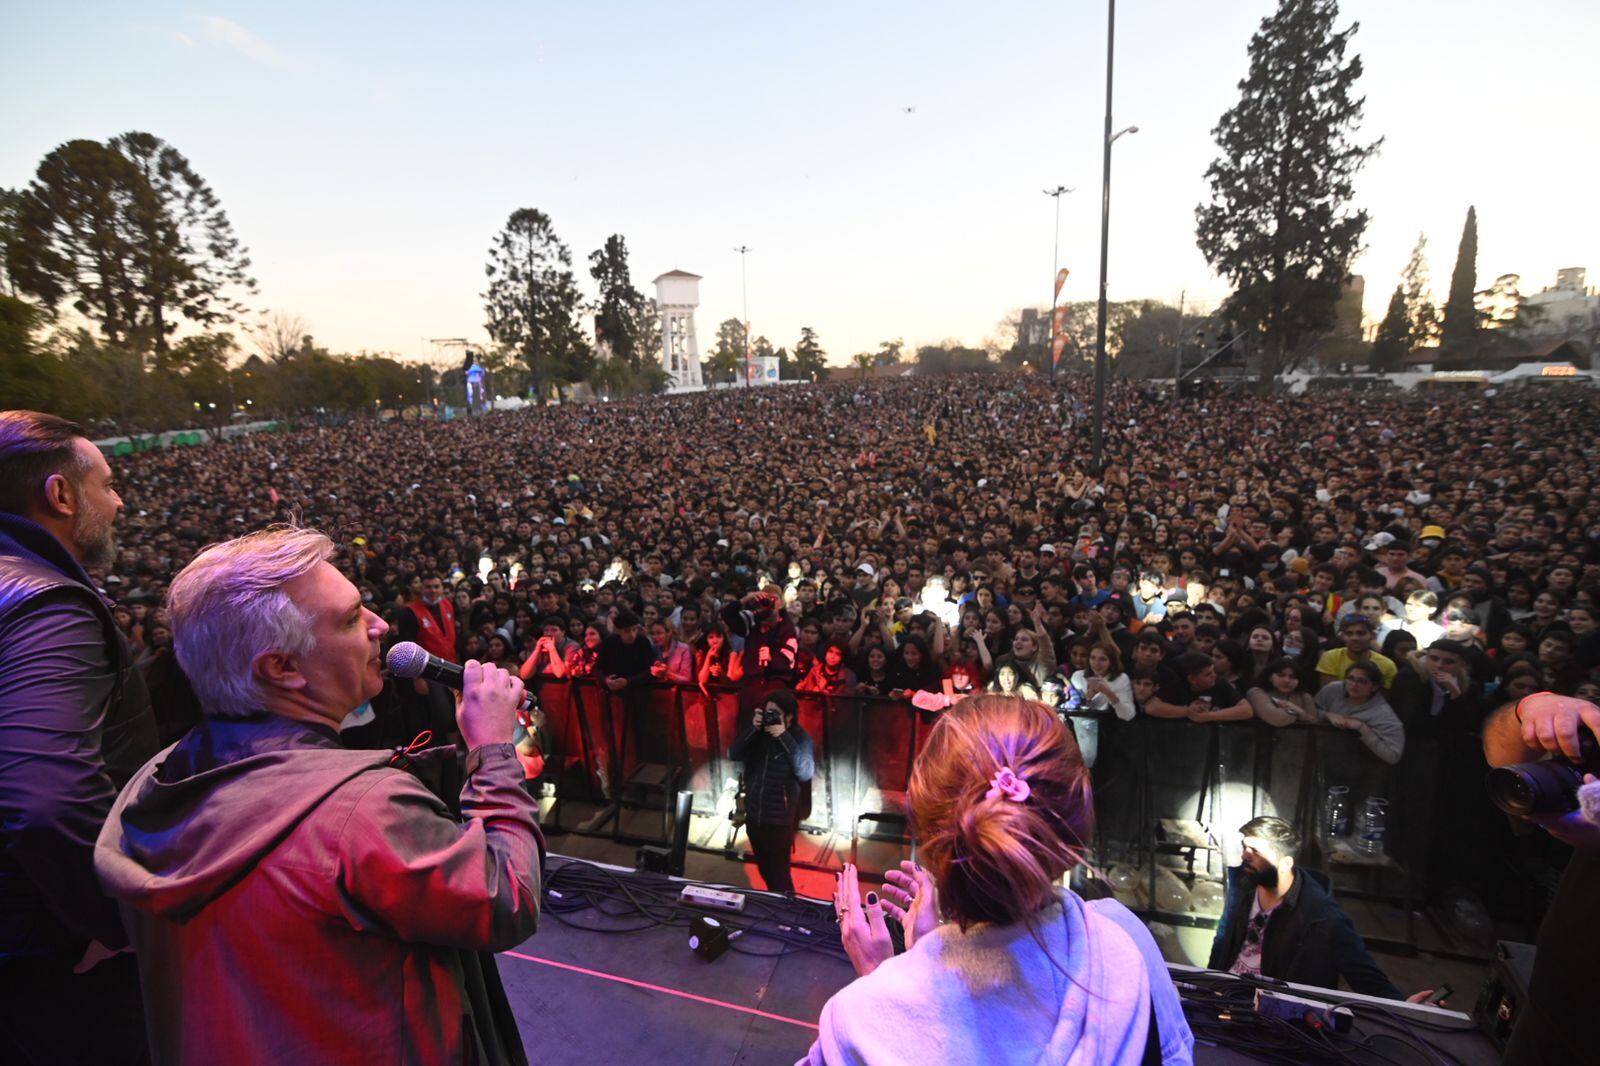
[727,690,814,894]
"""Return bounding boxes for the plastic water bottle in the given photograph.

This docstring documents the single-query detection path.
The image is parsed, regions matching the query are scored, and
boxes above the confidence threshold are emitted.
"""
[1325,786,1351,839]
[1358,797,1389,856]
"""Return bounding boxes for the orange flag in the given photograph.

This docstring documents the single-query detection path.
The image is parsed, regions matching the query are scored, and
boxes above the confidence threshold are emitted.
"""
[1054,268,1070,298]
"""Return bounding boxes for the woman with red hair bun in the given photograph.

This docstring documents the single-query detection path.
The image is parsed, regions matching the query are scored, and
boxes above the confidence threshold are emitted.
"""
[811,695,1193,1065]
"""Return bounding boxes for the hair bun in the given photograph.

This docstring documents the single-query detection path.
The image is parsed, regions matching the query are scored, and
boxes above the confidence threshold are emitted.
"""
[911,695,1094,930]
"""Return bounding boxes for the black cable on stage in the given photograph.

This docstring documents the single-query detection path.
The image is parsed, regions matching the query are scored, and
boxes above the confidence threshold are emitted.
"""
[1172,974,1466,1066]
[540,859,1469,1063]
[539,858,848,960]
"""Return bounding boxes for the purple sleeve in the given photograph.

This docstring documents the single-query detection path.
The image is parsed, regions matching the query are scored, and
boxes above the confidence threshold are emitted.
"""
[0,591,127,947]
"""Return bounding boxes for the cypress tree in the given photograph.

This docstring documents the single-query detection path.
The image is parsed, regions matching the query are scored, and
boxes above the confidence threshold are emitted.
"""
[1439,206,1478,359]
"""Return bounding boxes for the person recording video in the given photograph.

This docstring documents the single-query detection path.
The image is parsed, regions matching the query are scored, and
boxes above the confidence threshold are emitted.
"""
[1482,692,1600,1064]
[728,689,814,895]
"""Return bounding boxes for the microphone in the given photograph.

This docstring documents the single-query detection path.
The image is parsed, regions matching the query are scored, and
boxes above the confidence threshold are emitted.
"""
[386,641,536,709]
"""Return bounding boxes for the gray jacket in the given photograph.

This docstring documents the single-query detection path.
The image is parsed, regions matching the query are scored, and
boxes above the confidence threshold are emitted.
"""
[1313,681,1406,764]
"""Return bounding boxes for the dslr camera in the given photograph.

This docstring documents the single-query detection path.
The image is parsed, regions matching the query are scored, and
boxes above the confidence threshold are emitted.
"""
[760,705,783,728]
[1486,732,1600,816]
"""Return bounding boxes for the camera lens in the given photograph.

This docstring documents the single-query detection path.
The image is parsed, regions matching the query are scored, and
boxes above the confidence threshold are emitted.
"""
[1485,761,1584,816]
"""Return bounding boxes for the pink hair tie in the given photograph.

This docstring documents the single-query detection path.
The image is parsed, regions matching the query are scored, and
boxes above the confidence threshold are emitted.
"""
[986,766,1030,803]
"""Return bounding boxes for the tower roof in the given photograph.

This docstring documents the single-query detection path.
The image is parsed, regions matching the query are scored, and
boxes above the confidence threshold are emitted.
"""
[653,269,702,282]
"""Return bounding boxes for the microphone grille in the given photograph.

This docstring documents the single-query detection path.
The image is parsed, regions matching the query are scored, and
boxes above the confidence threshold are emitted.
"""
[385,641,429,679]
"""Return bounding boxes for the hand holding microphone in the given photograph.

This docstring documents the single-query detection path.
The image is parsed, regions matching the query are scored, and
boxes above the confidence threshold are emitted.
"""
[387,641,531,750]
[457,660,523,750]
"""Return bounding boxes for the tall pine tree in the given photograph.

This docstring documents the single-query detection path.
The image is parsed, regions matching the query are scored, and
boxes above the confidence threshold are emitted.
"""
[793,326,827,381]
[587,234,650,372]
[483,209,589,402]
[1370,285,1410,371]
[1399,233,1437,344]
[9,134,255,351]
[1439,205,1478,360]
[1196,0,1380,387]
[110,131,256,351]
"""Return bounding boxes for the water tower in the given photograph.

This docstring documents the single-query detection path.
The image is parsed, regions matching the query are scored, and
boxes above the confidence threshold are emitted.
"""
[653,269,703,390]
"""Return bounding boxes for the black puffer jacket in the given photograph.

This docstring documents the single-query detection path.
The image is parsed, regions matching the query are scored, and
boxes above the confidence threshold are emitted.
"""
[728,722,815,828]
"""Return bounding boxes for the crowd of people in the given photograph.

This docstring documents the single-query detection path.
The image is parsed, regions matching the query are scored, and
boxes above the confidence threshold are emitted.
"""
[87,372,1600,915]
[5,372,1600,1064]
[94,377,1600,906]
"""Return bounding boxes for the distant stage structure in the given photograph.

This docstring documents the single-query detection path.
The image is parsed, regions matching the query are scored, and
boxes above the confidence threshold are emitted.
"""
[654,269,704,391]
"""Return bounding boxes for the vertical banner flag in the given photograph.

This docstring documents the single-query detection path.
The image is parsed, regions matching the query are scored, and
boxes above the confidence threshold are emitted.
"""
[1052,268,1071,366]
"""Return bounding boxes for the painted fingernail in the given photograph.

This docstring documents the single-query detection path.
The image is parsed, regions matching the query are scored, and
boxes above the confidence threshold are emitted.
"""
[866,892,878,906]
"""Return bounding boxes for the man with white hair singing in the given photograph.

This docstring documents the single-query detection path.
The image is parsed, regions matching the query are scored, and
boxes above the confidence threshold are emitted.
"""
[95,526,542,1065]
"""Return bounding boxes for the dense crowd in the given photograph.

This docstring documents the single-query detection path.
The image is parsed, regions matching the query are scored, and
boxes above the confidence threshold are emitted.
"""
[101,374,1600,915]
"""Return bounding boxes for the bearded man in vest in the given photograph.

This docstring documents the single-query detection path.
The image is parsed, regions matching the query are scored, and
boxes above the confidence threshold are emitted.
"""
[0,410,159,1065]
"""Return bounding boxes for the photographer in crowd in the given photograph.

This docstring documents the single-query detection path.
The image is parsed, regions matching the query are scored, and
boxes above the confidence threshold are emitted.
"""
[728,689,814,895]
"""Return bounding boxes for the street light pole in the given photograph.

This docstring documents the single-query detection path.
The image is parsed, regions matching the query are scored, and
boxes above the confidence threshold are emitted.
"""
[733,245,751,388]
[1044,185,1072,382]
[1091,0,1135,469]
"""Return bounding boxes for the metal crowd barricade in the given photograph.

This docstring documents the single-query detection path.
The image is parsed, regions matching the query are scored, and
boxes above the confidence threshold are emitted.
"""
[525,674,932,863]
[522,676,1430,942]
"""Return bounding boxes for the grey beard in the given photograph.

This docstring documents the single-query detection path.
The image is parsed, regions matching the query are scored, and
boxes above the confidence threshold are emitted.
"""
[74,506,118,570]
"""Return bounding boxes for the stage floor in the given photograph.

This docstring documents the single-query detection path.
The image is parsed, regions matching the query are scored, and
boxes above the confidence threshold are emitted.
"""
[499,855,1499,1066]
[498,857,848,1065]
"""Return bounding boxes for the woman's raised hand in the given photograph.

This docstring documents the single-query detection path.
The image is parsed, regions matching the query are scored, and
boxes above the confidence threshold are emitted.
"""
[880,860,940,951]
[835,862,894,977]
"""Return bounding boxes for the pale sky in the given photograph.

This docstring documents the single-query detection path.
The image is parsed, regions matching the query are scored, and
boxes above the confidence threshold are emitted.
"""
[3,2,1595,367]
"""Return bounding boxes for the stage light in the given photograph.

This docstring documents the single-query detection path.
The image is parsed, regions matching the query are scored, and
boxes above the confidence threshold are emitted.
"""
[1177,781,1280,872]
[688,915,738,961]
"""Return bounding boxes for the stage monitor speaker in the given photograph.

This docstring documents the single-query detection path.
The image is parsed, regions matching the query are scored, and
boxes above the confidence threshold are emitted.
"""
[636,845,671,874]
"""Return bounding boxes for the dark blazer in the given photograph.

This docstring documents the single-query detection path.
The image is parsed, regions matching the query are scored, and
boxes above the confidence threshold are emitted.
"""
[1208,864,1401,999]
[1389,667,1488,745]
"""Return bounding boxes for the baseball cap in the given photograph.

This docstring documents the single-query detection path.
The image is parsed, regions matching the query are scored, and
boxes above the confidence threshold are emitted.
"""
[857,562,876,577]
[1419,525,1446,544]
